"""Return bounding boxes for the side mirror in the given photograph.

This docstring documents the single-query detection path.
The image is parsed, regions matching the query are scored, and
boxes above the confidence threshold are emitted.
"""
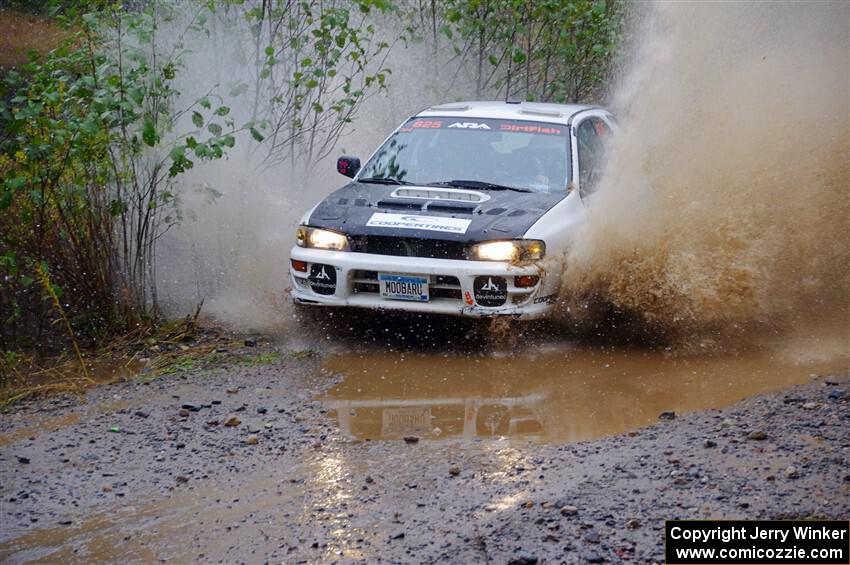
[337,156,361,178]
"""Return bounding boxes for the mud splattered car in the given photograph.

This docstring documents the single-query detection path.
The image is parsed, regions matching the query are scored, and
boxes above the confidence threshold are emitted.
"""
[290,101,614,319]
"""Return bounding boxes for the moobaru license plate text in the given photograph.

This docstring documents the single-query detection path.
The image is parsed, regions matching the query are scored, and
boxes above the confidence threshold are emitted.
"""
[378,273,429,301]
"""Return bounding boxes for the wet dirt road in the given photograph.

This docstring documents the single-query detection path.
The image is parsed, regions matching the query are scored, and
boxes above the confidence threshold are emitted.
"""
[1,327,848,563]
[321,346,846,444]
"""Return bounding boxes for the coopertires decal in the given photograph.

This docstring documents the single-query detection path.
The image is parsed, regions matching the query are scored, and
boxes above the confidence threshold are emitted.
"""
[366,213,472,234]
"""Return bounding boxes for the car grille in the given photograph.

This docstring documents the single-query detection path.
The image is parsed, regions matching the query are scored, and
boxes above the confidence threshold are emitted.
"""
[352,270,462,300]
[348,236,466,260]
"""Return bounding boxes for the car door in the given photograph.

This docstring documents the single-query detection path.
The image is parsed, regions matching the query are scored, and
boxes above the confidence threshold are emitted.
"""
[571,112,615,203]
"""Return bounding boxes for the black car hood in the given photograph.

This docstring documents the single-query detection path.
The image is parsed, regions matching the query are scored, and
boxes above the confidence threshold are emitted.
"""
[307,182,564,242]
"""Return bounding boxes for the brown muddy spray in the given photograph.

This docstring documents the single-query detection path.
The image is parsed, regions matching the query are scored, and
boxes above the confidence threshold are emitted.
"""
[159,3,849,351]
[560,1,849,348]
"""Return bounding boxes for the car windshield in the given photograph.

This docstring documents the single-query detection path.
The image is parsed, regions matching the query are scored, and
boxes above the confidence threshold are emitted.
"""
[358,117,571,193]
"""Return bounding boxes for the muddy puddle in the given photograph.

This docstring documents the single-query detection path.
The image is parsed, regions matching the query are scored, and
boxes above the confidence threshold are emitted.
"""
[320,344,848,444]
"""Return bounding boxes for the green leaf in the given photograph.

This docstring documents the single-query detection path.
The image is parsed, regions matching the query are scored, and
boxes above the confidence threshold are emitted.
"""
[0,252,18,272]
[80,117,99,136]
[249,127,264,142]
[192,111,204,128]
[109,198,128,216]
[170,145,186,160]
[129,87,145,106]
[208,123,222,136]
[0,189,11,210]
[214,106,230,116]
[142,119,158,146]
[193,143,210,158]
[5,177,26,192]
[169,154,194,177]
[199,97,211,109]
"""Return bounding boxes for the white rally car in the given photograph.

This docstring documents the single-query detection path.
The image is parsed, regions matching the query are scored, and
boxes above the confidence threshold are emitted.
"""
[289,101,614,319]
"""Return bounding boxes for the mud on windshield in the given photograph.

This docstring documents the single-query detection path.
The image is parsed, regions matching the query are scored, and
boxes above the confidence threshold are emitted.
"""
[358,117,571,193]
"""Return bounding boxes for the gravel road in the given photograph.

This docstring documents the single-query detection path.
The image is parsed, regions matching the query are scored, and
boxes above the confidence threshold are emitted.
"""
[1,342,848,564]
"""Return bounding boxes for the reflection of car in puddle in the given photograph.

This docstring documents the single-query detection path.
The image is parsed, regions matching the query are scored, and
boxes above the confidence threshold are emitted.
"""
[326,393,547,441]
[318,348,847,443]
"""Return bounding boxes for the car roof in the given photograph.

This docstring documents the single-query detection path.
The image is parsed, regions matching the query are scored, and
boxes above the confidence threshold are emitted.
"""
[415,100,606,125]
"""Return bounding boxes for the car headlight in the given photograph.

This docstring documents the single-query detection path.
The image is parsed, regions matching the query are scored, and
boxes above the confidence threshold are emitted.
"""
[296,226,349,251]
[468,240,545,263]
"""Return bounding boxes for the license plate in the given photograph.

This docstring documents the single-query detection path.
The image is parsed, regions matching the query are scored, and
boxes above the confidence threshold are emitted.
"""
[378,273,429,302]
[382,407,432,436]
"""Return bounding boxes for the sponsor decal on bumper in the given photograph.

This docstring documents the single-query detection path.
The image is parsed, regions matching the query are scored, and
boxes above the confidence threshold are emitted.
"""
[473,276,508,307]
[308,263,337,295]
[289,248,556,319]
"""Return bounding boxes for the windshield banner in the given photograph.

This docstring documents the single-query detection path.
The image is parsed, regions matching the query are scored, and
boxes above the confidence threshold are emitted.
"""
[399,118,566,136]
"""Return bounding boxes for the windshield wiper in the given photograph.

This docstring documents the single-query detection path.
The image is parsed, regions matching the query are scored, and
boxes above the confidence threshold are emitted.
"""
[427,179,532,193]
[358,177,411,185]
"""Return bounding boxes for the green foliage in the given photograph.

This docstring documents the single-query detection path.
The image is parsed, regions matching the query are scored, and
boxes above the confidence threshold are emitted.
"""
[228,0,396,166]
[0,0,419,352]
[242,352,281,365]
[1,0,398,349]
[0,2,245,348]
[436,0,624,103]
[157,355,197,375]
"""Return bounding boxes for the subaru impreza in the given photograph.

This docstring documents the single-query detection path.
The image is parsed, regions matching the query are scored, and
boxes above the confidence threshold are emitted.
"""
[289,101,614,319]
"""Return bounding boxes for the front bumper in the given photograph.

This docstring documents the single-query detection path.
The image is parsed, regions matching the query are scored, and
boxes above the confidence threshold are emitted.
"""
[289,247,557,319]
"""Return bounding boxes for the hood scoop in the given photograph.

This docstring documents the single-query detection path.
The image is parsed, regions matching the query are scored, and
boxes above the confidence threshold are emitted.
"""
[375,198,477,214]
[426,202,477,214]
[391,187,489,203]
[376,199,423,211]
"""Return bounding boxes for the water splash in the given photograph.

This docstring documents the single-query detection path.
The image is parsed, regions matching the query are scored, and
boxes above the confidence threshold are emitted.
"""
[156,10,475,332]
[559,1,849,347]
